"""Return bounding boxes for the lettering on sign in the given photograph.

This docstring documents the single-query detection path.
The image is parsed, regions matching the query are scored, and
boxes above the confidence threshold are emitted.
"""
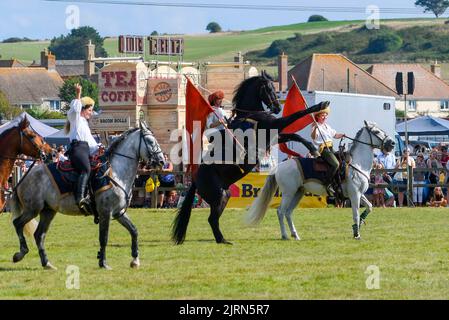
[149,37,184,56]
[154,82,173,103]
[91,114,131,130]
[100,70,137,106]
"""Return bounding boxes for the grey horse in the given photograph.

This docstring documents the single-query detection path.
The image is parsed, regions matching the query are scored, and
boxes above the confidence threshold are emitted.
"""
[246,121,395,240]
[10,123,165,270]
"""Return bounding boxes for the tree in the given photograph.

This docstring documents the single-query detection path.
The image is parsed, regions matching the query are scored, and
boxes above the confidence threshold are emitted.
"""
[307,15,328,22]
[151,31,159,36]
[0,91,22,120]
[415,0,449,17]
[366,33,403,53]
[25,106,66,120]
[48,26,108,60]
[206,22,222,33]
[59,77,99,112]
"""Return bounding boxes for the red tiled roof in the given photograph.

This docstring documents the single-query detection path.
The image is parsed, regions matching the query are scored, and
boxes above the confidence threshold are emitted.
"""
[288,54,399,98]
[367,63,449,99]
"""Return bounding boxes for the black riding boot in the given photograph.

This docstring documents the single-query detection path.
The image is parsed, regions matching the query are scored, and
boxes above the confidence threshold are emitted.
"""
[75,172,91,214]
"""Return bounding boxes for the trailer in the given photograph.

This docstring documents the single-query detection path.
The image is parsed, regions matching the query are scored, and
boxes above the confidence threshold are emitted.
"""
[278,90,396,159]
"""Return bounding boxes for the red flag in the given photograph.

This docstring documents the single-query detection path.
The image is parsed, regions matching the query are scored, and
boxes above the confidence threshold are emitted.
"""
[279,82,314,157]
[185,77,213,175]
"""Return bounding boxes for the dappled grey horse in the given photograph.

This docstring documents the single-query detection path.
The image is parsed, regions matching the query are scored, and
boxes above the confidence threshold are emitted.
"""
[246,121,395,240]
[10,123,165,269]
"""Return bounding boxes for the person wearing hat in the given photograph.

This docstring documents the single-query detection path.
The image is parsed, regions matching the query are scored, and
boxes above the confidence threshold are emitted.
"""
[64,83,101,216]
[311,105,345,194]
[206,90,227,130]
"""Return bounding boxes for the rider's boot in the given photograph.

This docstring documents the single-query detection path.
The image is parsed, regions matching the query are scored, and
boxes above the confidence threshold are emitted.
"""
[75,172,92,215]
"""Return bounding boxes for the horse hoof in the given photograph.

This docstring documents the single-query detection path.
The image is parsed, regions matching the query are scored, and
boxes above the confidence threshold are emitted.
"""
[99,262,112,270]
[354,235,361,240]
[43,262,58,270]
[219,240,233,245]
[281,236,289,241]
[130,258,140,269]
[292,235,301,241]
[12,252,25,263]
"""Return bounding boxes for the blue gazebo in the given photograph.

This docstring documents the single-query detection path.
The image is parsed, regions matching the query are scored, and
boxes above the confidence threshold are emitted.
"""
[396,116,449,137]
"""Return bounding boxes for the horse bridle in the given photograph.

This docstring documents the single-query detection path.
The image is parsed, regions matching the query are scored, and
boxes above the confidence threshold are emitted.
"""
[232,79,280,115]
[0,126,49,161]
[345,124,389,151]
[110,129,162,164]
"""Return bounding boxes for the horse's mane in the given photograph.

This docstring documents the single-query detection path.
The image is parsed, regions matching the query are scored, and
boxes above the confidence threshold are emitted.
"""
[106,127,139,156]
[349,126,366,154]
[232,76,261,108]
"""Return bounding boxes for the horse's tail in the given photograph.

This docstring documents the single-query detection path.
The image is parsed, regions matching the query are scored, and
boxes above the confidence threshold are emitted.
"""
[171,182,197,245]
[245,174,278,226]
[10,191,37,237]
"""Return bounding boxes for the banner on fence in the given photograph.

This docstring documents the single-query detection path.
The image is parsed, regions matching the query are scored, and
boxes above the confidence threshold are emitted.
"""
[227,173,327,208]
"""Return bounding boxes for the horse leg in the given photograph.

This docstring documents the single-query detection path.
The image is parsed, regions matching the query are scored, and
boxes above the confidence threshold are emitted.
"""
[285,189,304,240]
[12,209,38,263]
[116,212,140,268]
[278,133,319,157]
[208,190,232,245]
[277,194,293,240]
[34,208,57,270]
[349,194,361,240]
[359,194,373,228]
[97,212,112,270]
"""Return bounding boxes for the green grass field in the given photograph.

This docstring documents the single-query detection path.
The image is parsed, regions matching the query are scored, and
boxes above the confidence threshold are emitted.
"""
[1,207,449,299]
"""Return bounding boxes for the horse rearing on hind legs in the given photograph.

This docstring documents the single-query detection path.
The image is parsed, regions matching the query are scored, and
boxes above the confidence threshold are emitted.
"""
[0,116,53,212]
[10,122,165,270]
[172,71,330,245]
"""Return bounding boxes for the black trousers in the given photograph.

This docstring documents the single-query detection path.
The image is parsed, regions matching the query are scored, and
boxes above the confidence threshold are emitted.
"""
[67,141,91,175]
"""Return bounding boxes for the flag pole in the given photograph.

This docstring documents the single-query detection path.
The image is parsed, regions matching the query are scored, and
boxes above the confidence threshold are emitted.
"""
[184,75,247,158]
[290,74,331,154]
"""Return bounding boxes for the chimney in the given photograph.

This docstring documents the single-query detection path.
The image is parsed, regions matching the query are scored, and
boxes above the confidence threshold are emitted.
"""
[431,60,441,79]
[40,49,56,71]
[278,52,288,92]
[84,40,96,76]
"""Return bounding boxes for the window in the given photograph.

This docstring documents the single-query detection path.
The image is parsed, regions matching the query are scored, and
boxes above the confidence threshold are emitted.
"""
[20,104,32,109]
[49,100,61,111]
[383,103,391,110]
[407,100,416,111]
[440,100,449,110]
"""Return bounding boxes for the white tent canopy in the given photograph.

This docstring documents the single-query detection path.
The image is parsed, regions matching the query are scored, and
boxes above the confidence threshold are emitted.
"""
[0,112,58,137]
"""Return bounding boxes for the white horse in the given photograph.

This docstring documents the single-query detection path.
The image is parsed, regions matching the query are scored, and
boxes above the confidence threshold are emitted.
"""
[246,121,395,240]
[9,123,165,270]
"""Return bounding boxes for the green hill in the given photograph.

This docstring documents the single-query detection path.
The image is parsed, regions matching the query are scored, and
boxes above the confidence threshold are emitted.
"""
[0,18,445,65]
[246,23,449,66]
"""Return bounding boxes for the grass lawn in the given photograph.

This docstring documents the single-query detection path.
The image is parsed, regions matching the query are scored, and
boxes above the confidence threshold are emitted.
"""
[0,207,449,299]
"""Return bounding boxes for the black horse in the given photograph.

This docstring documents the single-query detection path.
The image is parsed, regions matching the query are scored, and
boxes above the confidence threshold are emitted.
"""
[172,71,329,244]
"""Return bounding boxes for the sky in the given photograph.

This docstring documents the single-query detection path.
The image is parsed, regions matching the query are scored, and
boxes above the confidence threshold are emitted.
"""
[0,0,438,40]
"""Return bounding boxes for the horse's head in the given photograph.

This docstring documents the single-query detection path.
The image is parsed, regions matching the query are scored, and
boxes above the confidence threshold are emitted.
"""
[18,117,54,160]
[363,120,395,153]
[139,121,165,170]
[232,70,281,116]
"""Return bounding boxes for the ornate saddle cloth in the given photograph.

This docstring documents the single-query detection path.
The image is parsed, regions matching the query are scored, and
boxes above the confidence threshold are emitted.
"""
[295,157,330,183]
[294,156,347,184]
[45,157,112,196]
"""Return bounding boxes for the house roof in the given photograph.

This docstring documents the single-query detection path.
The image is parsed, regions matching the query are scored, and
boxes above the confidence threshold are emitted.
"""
[0,67,63,105]
[0,59,28,68]
[367,63,449,100]
[56,60,85,78]
[288,53,399,98]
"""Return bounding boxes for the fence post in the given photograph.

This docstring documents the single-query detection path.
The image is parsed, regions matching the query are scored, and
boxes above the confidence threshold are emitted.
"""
[407,164,414,207]
[151,172,158,208]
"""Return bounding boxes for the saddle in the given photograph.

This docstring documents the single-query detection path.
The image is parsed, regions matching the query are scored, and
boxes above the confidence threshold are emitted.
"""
[45,156,113,214]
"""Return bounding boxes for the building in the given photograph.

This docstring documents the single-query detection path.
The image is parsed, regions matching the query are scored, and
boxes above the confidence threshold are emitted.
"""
[287,53,399,98]
[366,63,449,118]
[0,50,64,111]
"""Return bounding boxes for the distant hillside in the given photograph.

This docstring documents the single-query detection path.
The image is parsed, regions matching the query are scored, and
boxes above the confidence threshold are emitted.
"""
[246,24,449,65]
[0,18,445,64]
